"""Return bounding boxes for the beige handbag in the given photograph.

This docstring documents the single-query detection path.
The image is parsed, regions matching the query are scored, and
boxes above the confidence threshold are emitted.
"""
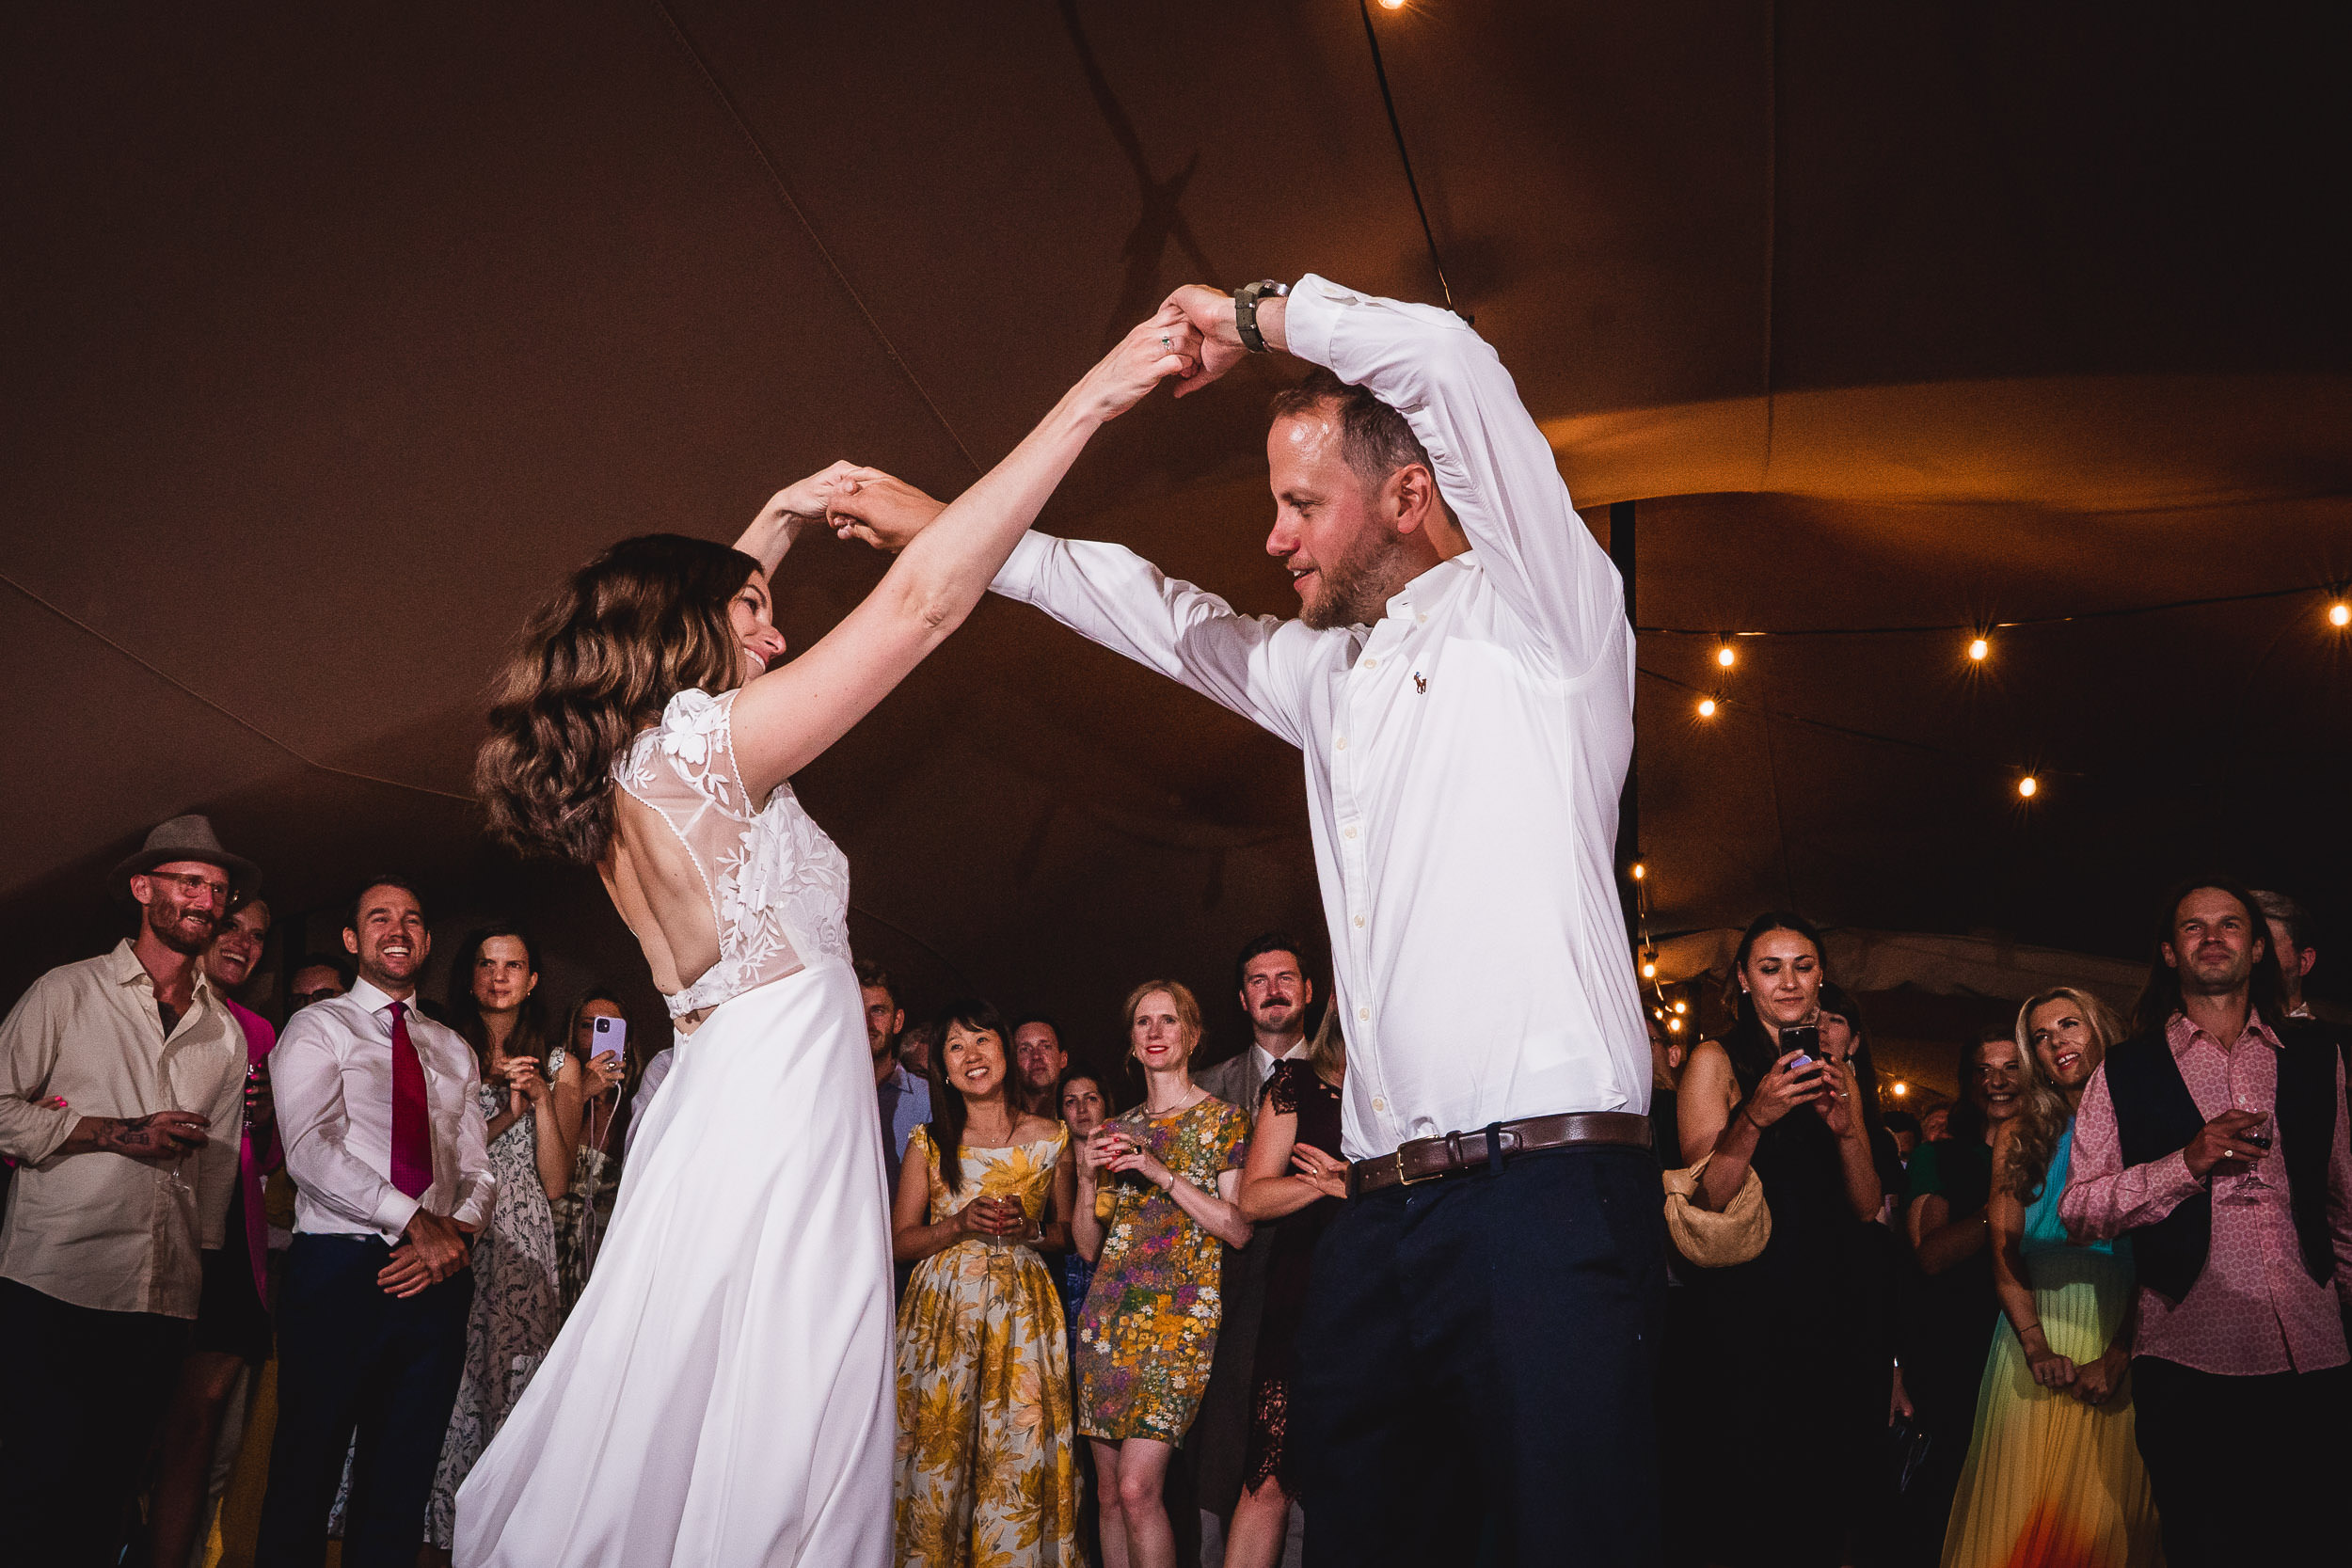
[1661,1154,1771,1268]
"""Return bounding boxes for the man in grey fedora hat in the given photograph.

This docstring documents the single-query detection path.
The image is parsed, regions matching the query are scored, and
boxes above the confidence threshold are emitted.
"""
[0,813,258,1566]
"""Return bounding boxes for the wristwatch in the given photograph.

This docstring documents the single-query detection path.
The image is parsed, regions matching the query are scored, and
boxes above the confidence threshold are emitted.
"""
[1232,278,1290,353]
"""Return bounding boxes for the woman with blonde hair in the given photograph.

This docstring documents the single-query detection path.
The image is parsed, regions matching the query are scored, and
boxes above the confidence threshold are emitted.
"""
[1073,980,1252,1568]
[453,306,1203,1568]
[1940,986,2160,1568]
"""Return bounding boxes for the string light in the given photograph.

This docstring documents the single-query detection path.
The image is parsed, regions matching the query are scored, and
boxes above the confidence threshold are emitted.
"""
[1641,958,1658,979]
[1672,1000,1687,1014]
[1630,862,1647,880]
[1666,1017,1683,1032]
[1716,642,1738,669]
[2017,775,2039,799]
[2331,601,2350,627]
[1892,1081,1909,1097]
[1696,696,1717,718]
[1967,637,1990,661]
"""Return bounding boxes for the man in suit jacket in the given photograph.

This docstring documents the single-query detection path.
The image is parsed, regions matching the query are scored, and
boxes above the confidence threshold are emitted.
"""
[1192,933,1316,1560]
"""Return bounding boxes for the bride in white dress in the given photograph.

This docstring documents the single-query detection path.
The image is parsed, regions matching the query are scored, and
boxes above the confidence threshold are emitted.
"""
[456,305,1202,1567]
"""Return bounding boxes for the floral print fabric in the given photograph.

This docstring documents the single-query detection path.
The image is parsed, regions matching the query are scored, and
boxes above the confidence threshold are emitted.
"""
[1075,1094,1249,1443]
[895,1123,1081,1567]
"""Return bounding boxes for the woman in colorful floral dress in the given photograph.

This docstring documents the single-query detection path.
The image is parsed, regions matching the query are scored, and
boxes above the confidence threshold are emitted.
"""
[1074,981,1253,1568]
[891,1000,1081,1567]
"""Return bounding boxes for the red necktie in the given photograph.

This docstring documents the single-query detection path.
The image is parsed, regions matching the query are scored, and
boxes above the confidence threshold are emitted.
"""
[388,1001,433,1198]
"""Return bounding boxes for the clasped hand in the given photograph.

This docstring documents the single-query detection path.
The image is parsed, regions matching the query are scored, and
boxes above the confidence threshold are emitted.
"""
[379,1209,472,1298]
[954,1196,1031,1241]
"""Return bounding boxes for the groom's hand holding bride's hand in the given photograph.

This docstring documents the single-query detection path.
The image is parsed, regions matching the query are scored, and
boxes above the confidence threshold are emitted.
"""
[1161,283,1287,397]
[824,468,948,554]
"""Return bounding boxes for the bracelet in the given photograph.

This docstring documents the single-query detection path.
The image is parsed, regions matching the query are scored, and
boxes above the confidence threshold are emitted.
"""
[1740,1104,1765,1132]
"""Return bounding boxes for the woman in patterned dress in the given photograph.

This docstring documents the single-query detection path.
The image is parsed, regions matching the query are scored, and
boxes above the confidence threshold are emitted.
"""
[424,927,573,1555]
[890,999,1081,1566]
[550,989,633,1316]
[1073,981,1253,1568]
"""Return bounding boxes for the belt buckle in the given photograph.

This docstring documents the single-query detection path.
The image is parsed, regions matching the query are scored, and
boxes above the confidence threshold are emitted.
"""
[1395,1146,1440,1187]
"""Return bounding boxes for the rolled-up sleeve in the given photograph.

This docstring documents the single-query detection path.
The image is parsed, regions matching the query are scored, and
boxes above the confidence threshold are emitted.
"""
[272,1017,420,1241]
[991,531,1315,749]
[0,975,76,1164]
[2059,1064,2205,1242]
[1283,274,1627,680]
[447,1053,498,1231]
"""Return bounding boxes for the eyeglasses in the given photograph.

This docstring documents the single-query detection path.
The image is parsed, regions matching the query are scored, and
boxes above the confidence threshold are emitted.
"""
[149,871,231,905]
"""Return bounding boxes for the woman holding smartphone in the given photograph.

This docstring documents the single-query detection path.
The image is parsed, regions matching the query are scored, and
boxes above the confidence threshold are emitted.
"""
[551,990,633,1314]
[1073,981,1251,1568]
[1677,911,1885,1568]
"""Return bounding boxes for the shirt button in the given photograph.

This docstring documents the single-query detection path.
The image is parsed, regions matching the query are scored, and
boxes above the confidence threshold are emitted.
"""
[1335,736,1348,751]
[1358,1006,1371,1022]
[1417,613,1428,625]
[1353,914,1365,928]
[1361,657,1377,670]
[1372,1097,1387,1113]
[1343,826,1358,840]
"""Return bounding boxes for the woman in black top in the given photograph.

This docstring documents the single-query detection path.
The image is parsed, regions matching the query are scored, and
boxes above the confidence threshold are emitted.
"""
[1677,912,1892,1567]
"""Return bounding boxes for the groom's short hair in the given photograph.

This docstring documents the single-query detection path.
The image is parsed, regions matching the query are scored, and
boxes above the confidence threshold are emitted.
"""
[1269,368,1436,498]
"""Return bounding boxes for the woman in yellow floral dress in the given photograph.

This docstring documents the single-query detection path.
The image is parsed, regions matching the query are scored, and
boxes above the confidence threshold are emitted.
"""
[1073,981,1253,1568]
[892,1000,1081,1567]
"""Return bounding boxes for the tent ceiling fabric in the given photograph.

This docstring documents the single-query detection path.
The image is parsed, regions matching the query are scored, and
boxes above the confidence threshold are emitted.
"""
[7,2,2349,1048]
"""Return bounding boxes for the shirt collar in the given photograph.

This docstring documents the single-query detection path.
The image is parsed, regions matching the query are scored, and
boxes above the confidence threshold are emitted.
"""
[104,938,216,1006]
[2167,1007,2283,1055]
[1383,554,1470,622]
[346,976,413,1017]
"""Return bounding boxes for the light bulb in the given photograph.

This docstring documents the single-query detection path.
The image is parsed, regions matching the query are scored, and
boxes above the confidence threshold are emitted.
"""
[1379,0,1406,8]
[1666,1017,1683,1032]
[1641,961,1658,979]
[1967,637,1989,661]
[1892,1081,1909,1097]
[2331,602,2350,627]
[1672,1000,1687,1014]
[2018,775,2040,799]
[1696,697,1717,718]
[1630,862,1647,880]
[1716,644,1737,669]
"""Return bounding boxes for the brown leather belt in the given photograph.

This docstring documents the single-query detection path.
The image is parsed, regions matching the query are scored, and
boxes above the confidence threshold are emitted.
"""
[1348,1112,1652,1197]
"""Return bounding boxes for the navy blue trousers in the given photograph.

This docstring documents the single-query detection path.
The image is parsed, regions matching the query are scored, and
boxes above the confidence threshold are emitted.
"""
[1292,1142,1667,1568]
[255,1233,471,1568]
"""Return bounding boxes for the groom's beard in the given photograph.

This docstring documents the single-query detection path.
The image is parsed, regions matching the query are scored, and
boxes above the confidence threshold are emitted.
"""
[1300,524,1416,631]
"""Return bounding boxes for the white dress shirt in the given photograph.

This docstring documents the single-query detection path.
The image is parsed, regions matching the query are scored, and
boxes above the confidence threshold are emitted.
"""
[0,942,245,1316]
[270,977,496,1242]
[992,274,1649,1161]
[1253,1039,1308,1085]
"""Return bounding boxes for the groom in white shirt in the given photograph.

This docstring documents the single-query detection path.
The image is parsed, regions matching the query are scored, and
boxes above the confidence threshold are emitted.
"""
[834,276,1665,1564]
[256,877,495,1568]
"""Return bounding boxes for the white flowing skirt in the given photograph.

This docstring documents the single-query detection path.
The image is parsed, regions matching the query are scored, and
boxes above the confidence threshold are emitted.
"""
[453,959,895,1567]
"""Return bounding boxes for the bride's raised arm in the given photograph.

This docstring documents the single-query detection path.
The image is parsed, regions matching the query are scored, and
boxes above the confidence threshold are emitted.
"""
[724,305,1198,800]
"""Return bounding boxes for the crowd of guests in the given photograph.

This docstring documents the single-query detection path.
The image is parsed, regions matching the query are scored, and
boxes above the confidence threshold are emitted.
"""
[1,811,2344,1568]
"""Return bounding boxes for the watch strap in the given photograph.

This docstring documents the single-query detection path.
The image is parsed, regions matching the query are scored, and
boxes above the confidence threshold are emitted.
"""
[1232,278,1290,354]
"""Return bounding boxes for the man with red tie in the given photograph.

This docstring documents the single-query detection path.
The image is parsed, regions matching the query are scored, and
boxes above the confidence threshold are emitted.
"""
[257,877,496,1568]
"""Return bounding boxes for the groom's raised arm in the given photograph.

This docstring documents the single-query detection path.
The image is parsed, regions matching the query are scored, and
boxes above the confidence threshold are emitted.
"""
[989,533,1316,750]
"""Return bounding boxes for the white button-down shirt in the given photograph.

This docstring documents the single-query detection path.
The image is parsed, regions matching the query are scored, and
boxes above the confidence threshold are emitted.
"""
[0,941,245,1317]
[270,978,496,1242]
[992,274,1649,1160]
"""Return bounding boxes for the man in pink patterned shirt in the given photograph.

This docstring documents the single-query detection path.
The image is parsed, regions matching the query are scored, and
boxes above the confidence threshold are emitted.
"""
[2060,879,2352,1567]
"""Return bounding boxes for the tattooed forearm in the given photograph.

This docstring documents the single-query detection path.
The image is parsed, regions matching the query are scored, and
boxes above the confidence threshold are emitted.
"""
[96,1115,167,1155]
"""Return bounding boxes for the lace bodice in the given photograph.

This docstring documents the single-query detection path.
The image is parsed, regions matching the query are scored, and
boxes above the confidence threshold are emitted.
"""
[612,689,851,1019]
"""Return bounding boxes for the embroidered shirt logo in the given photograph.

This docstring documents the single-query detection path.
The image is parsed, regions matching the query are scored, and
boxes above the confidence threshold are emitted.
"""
[1413,673,1428,694]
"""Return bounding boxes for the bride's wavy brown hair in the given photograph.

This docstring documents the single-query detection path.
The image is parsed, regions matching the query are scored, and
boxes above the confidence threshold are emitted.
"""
[477,533,760,863]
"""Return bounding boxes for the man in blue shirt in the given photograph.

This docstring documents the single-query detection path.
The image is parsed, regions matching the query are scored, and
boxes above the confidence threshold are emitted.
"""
[861,960,930,1168]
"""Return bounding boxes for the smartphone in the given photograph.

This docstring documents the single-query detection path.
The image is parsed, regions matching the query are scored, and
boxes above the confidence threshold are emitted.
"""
[1779,1025,1821,1071]
[593,1014,629,1059]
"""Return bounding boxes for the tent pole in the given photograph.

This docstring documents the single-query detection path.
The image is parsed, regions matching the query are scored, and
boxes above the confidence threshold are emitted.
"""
[1611,499,1640,945]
